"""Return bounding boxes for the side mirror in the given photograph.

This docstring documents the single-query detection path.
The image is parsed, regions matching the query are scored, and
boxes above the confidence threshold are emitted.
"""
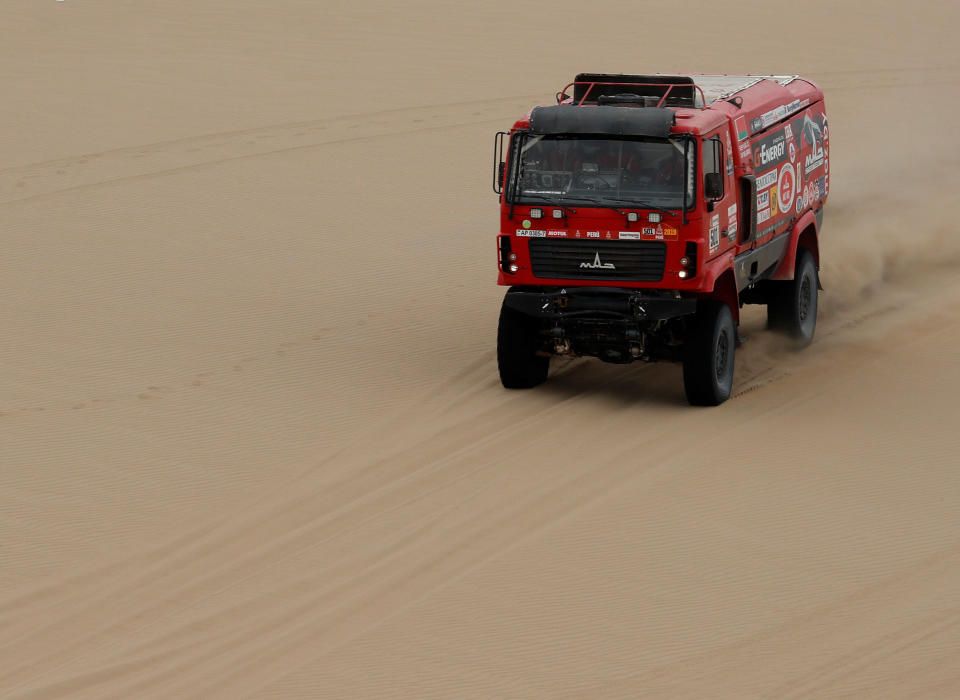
[493,131,507,194]
[704,172,723,201]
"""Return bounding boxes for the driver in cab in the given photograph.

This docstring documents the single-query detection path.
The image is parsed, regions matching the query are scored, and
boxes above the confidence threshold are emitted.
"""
[571,140,620,191]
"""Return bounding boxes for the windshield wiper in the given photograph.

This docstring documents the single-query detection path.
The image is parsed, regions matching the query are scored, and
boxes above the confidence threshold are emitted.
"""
[591,196,677,217]
[516,194,622,216]
[513,194,677,219]
[514,194,566,201]
[522,194,676,216]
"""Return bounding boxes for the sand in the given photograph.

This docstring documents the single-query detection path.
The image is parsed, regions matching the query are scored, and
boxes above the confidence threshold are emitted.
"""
[2,0,959,697]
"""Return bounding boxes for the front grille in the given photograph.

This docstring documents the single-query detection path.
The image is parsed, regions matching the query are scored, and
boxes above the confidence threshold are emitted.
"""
[528,239,666,281]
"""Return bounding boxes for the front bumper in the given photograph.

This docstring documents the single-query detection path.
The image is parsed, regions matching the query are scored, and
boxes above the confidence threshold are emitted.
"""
[503,286,697,322]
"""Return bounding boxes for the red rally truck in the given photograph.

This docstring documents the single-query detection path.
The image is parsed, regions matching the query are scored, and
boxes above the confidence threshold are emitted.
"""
[493,74,829,405]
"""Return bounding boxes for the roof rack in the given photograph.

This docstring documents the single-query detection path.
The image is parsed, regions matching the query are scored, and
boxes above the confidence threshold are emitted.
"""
[558,75,707,109]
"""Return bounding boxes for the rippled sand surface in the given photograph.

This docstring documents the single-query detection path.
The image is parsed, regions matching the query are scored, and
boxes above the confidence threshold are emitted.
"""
[2,1,959,697]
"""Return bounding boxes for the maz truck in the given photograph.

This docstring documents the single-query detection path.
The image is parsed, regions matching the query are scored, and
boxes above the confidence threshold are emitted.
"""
[493,74,829,405]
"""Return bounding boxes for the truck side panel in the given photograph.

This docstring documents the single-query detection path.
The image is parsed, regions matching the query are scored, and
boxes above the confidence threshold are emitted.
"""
[738,101,829,281]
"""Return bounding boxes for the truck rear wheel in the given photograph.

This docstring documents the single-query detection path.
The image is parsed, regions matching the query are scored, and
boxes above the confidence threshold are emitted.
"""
[497,302,549,389]
[683,302,735,406]
[767,249,818,347]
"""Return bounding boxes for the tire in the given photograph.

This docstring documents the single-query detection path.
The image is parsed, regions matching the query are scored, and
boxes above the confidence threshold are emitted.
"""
[683,302,736,406]
[497,301,549,389]
[767,249,818,347]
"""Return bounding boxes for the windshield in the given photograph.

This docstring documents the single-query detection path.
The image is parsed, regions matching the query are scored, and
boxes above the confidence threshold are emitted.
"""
[507,134,694,209]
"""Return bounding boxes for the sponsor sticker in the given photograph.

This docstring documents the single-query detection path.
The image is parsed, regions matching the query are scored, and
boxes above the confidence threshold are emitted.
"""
[757,208,772,224]
[757,191,770,209]
[735,116,749,142]
[786,98,808,116]
[618,231,641,240]
[739,140,751,159]
[816,176,827,199]
[757,170,778,190]
[788,141,797,163]
[727,204,738,240]
[753,131,788,169]
[708,214,720,252]
[777,162,797,213]
[759,104,787,129]
[796,197,804,214]
[516,229,546,238]
[547,230,567,238]
[641,224,677,241]
[770,185,778,215]
[750,99,810,136]
[587,231,601,238]
[804,148,824,174]
[801,112,826,173]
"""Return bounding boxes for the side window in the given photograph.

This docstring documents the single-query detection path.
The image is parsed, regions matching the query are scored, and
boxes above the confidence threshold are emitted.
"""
[702,136,717,178]
[703,135,724,201]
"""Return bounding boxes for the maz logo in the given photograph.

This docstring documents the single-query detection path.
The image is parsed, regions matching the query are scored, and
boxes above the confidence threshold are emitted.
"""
[579,252,616,270]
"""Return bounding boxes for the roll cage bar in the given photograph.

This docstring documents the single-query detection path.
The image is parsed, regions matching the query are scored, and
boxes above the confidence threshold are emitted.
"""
[558,81,708,109]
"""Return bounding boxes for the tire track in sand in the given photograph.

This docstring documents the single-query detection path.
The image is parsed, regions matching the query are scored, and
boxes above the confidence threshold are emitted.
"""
[0,95,541,208]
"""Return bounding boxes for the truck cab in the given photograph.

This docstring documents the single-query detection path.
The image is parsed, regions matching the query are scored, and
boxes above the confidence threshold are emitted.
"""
[493,74,829,405]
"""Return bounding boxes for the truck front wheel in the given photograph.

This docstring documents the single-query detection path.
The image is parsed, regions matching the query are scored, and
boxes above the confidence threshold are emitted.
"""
[683,302,736,406]
[768,249,818,347]
[497,303,549,389]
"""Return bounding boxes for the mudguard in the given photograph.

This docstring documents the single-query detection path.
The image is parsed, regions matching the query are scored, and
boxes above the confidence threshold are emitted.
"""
[699,250,740,323]
[770,210,820,280]
[699,250,737,292]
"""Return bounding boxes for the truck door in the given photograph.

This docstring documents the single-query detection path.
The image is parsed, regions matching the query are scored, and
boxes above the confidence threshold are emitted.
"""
[719,130,739,245]
[703,130,738,256]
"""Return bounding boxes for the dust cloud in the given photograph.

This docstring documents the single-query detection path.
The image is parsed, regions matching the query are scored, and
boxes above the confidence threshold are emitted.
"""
[822,155,960,313]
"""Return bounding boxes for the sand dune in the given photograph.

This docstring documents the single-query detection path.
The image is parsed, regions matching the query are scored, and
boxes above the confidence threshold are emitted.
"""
[2,0,960,697]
